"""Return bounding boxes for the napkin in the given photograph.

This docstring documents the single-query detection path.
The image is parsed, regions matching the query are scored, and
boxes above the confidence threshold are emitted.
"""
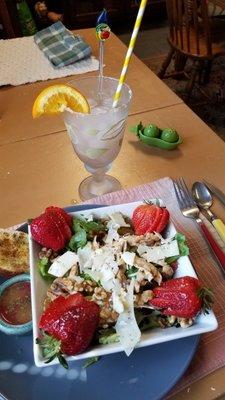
[34,21,92,68]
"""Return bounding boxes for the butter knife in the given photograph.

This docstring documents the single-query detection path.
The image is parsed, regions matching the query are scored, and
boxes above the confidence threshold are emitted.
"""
[203,180,225,207]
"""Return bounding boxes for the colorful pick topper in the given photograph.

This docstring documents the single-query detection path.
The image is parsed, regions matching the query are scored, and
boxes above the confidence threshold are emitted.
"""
[96,9,111,41]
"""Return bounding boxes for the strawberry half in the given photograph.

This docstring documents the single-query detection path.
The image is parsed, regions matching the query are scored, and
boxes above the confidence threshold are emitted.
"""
[45,206,72,228]
[132,204,170,235]
[45,209,72,241]
[38,294,100,368]
[30,212,65,251]
[149,276,213,319]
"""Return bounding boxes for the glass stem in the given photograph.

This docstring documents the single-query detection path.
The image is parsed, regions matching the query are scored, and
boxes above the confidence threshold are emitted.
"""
[92,167,107,183]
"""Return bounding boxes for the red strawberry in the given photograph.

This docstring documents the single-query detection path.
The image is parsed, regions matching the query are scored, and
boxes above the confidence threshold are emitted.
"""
[37,294,100,367]
[132,204,170,235]
[149,276,213,319]
[45,206,72,228]
[162,276,200,291]
[31,212,65,251]
[45,208,72,241]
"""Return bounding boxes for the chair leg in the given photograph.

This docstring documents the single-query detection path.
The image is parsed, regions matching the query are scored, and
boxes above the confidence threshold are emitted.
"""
[158,48,175,79]
[203,60,212,84]
[185,61,201,98]
[174,53,187,73]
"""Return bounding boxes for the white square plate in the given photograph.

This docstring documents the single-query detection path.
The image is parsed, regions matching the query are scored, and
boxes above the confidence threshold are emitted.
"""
[29,200,218,367]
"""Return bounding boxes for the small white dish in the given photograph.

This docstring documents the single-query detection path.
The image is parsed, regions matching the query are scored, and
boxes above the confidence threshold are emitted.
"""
[28,200,218,367]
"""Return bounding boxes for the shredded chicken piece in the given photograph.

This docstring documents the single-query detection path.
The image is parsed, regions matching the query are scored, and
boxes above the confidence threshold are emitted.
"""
[124,232,160,247]
[178,318,194,328]
[92,236,100,250]
[68,264,79,280]
[167,316,194,328]
[134,255,162,285]
[46,277,96,303]
[47,277,75,301]
[161,264,174,278]
[116,267,127,286]
[105,237,127,253]
[134,290,154,306]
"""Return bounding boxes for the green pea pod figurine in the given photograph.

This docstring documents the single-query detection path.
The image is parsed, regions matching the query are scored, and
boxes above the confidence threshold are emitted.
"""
[130,123,182,150]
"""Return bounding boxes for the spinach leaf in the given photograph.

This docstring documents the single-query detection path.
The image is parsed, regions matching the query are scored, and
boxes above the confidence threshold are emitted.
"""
[81,220,105,233]
[72,217,105,234]
[126,266,138,279]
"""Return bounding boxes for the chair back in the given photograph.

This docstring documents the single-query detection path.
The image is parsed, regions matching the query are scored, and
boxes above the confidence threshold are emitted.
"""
[166,0,212,57]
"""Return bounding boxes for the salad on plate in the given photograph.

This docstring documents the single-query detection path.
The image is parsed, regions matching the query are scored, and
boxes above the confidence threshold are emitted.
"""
[29,201,214,368]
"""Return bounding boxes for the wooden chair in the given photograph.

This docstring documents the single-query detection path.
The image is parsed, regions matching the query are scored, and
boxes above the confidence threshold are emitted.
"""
[158,0,225,97]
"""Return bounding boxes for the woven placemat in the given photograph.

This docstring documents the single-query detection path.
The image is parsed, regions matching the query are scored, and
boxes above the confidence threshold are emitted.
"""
[83,176,225,397]
[0,36,99,86]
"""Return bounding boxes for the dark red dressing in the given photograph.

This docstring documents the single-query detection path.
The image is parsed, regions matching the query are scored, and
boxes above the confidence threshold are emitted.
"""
[0,281,31,325]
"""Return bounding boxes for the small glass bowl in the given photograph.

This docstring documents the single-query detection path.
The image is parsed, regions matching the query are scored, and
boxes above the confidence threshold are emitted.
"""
[0,274,32,335]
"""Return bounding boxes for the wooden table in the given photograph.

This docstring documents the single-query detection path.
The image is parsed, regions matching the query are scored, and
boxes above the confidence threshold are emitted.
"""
[1,29,225,400]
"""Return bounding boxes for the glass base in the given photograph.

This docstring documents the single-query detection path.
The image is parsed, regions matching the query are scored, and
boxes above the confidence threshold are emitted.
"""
[79,175,122,201]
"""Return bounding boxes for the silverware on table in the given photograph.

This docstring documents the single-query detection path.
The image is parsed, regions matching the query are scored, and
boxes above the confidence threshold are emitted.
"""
[203,180,225,208]
[192,181,225,244]
[173,177,225,276]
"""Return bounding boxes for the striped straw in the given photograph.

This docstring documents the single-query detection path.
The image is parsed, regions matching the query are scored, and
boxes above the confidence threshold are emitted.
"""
[113,0,148,108]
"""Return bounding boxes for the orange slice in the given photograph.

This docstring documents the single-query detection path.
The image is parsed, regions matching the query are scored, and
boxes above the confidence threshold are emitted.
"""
[32,84,90,118]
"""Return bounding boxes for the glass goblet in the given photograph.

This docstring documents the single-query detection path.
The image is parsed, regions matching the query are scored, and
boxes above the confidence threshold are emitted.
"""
[63,76,132,200]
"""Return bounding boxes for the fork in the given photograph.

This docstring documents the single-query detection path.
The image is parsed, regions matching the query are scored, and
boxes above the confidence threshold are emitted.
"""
[173,177,225,275]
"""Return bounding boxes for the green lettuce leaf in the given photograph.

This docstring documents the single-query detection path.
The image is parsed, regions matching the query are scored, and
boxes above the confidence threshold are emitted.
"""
[38,257,55,282]
[69,230,87,251]
[98,328,119,345]
[83,356,100,369]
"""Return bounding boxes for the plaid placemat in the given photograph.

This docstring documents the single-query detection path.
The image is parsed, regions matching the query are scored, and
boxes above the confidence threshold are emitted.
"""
[34,21,92,68]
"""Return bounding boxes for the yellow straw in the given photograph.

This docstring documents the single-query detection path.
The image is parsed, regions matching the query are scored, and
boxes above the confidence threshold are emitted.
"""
[113,0,148,108]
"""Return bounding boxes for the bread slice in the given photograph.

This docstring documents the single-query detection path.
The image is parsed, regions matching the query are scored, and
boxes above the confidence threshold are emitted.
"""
[0,230,29,277]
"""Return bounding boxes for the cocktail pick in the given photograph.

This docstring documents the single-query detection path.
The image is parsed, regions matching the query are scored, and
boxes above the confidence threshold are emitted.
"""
[96,9,111,98]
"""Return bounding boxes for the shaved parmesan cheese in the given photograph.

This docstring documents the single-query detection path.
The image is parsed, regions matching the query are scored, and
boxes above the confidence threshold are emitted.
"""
[154,232,173,244]
[105,220,120,244]
[121,251,135,266]
[48,251,78,277]
[115,280,141,356]
[112,291,124,314]
[112,285,127,314]
[101,278,117,292]
[77,243,92,271]
[137,240,179,263]
[109,212,130,227]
